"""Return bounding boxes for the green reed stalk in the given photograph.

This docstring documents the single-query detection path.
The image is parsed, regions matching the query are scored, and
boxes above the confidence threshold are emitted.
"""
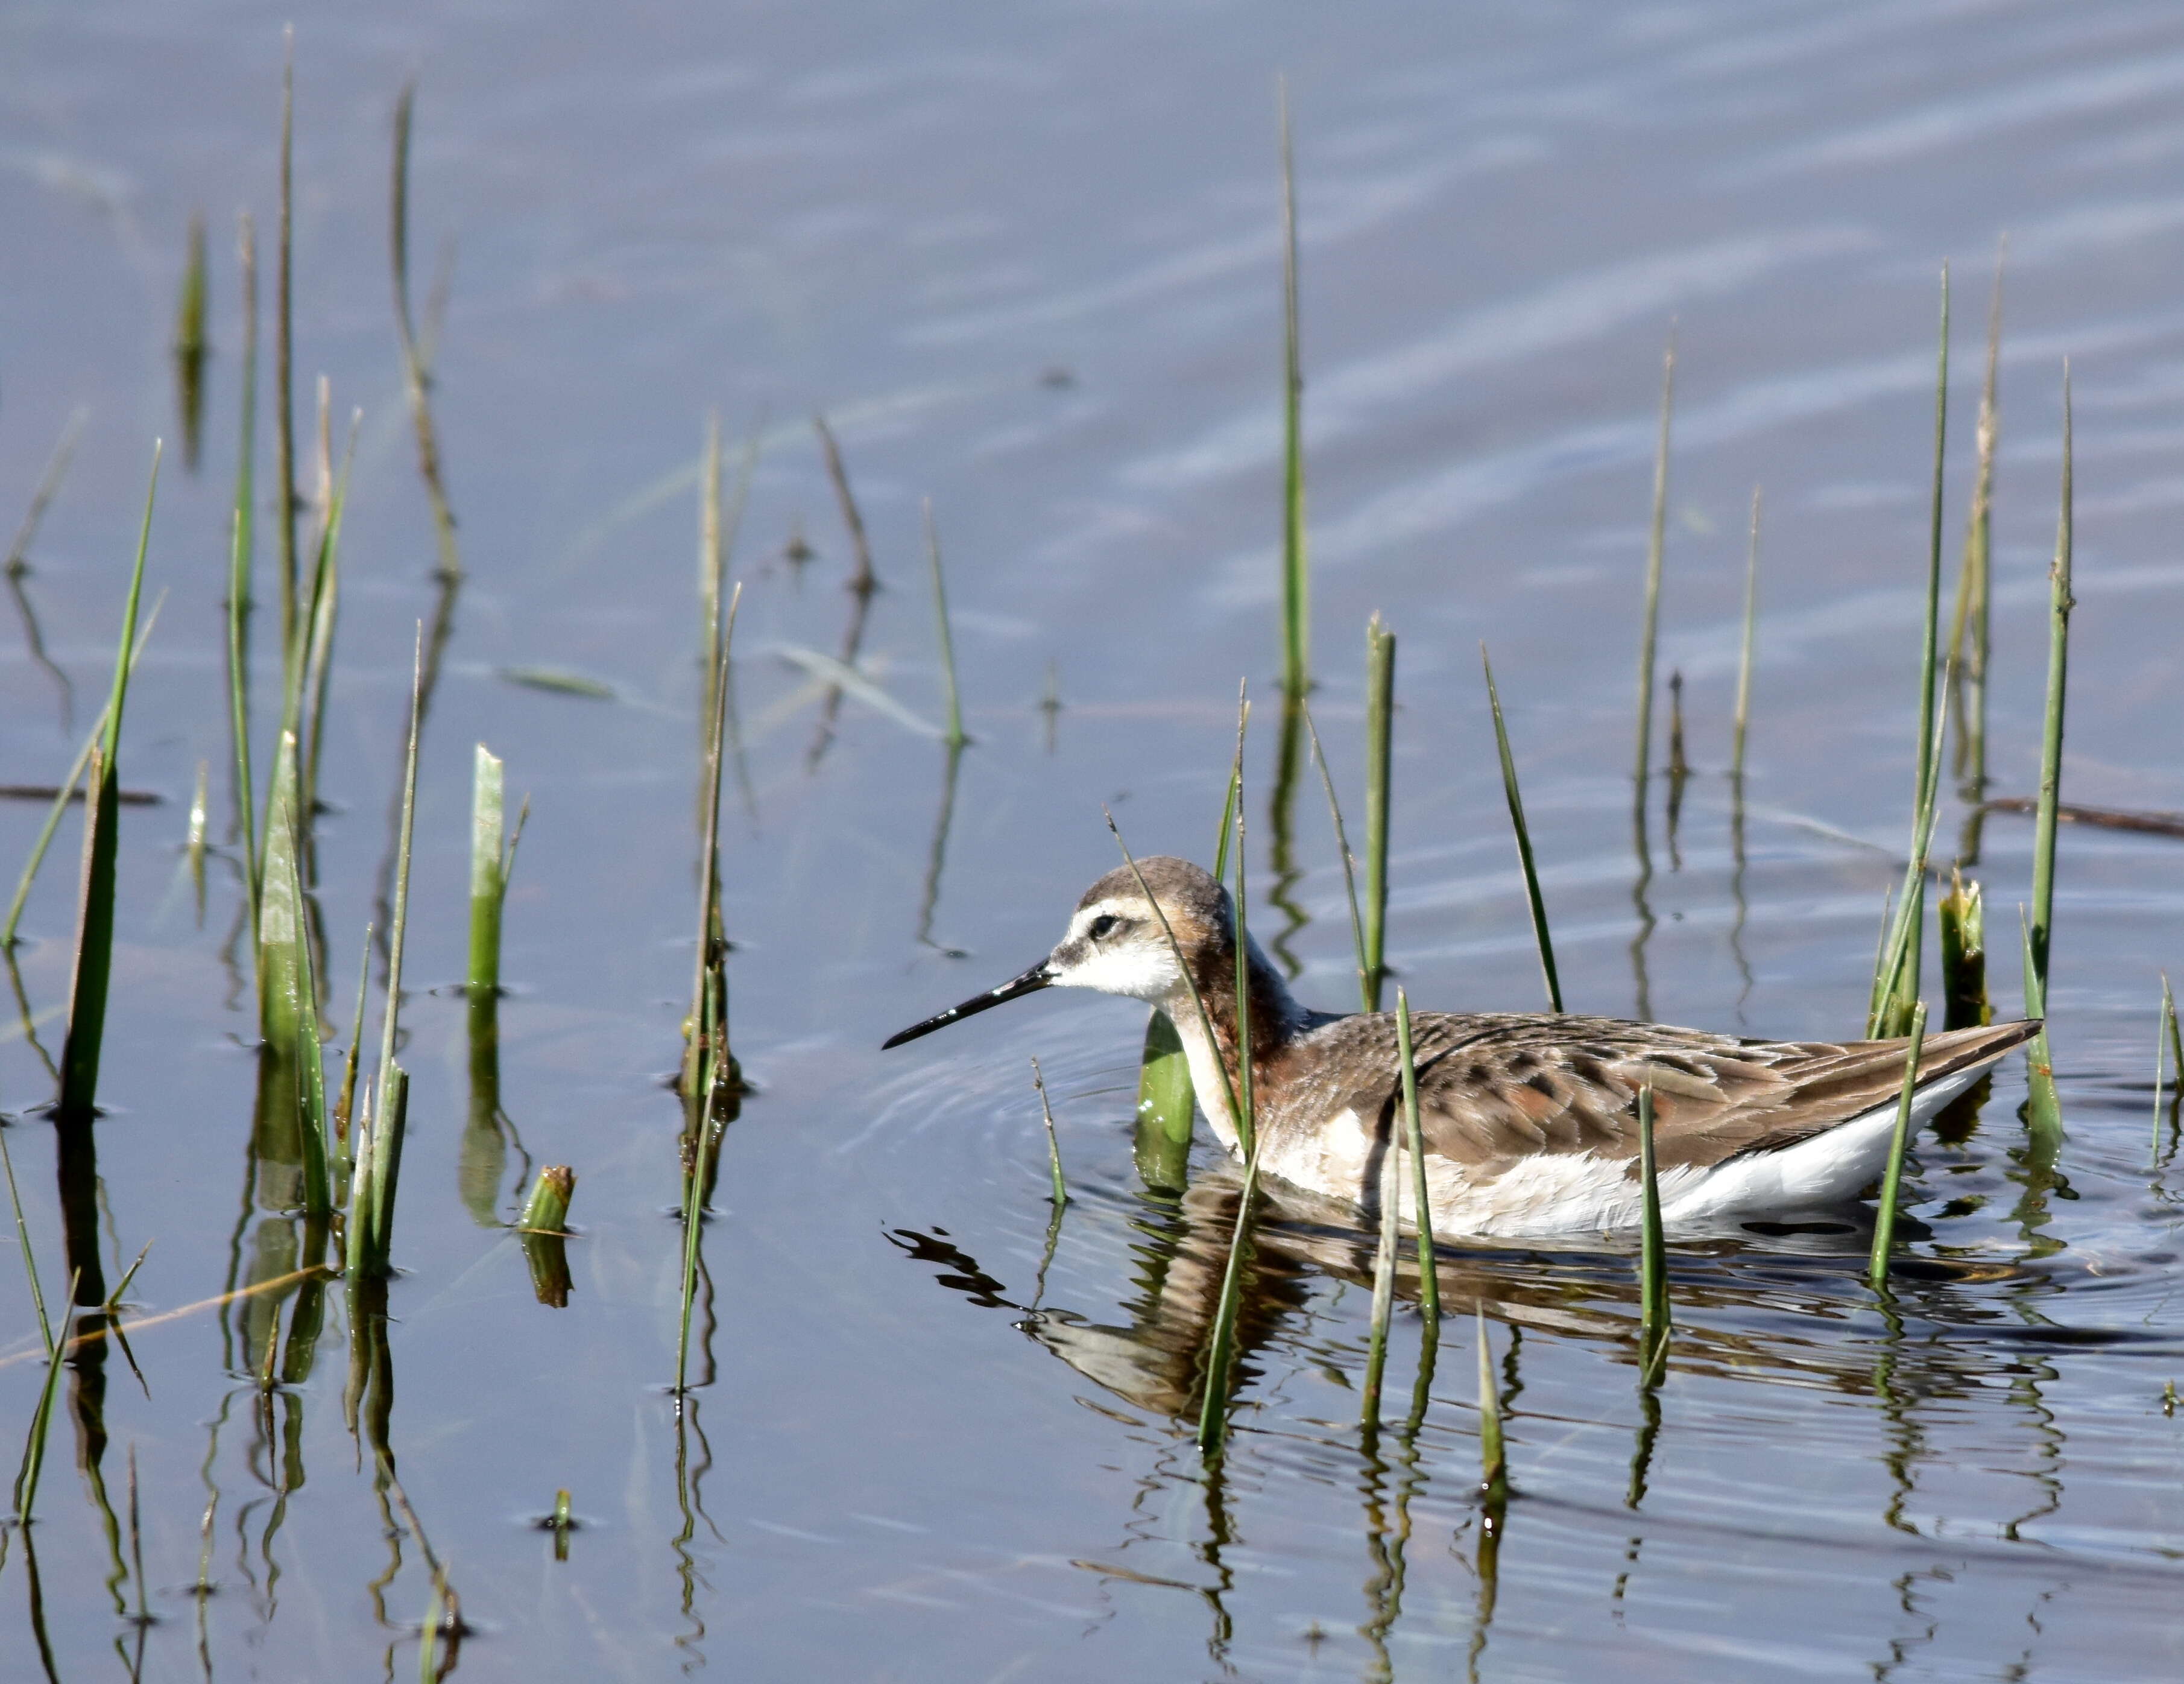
[227,212,260,922]
[1950,242,2003,793]
[1361,1118,1402,1432]
[362,630,426,1273]
[1196,799,1261,1454]
[1030,1058,1068,1208]
[519,1165,575,1233]
[2167,970,2183,1115]
[174,211,208,470]
[683,583,743,1101]
[10,1285,78,1530]
[298,410,357,815]
[56,445,159,1126]
[1732,487,1761,782]
[698,411,721,723]
[1937,869,1989,1030]
[1868,1001,1929,1287]
[336,923,371,1157]
[260,730,332,1215]
[1869,271,1951,1037]
[1396,990,1439,1322]
[1475,1304,1506,1509]
[467,745,526,998]
[674,970,726,1391]
[1363,616,1395,1010]
[1633,337,1675,816]
[1302,707,1371,1011]
[275,31,298,665]
[392,83,462,583]
[1278,77,1308,703]
[2028,364,2071,1010]
[2154,978,2175,1162]
[1213,689,1247,885]
[1481,645,1562,1012]
[1636,1084,1669,1379]
[924,501,968,750]
[2,608,159,949]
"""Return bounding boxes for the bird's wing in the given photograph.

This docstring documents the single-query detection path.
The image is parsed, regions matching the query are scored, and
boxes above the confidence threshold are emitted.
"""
[1295,1013,2039,1175]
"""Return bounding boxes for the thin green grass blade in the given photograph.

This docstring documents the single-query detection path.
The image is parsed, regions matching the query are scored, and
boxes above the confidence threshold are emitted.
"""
[1030,1058,1068,1208]
[227,212,260,924]
[925,501,969,750]
[1302,706,1370,1011]
[1636,1084,1668,1380]
[1360,1111,1401,1434]
[2166,970,2183,1119]
[674,973,725,1391]
[1212,692,1246,886]
[364,628,426,1273]
[2019,909,2063,1144]
[1867,1002,1929,1286]
[275,32,298,662]
[2029,362,2071,1005]
[1196,803,1260,1454]
[2154,978,2174,1164]
[10,1286,78,1527]
[1481,645,1561,1012]
[1732,487,1760,782]
[1476,1304,1506,1508]
[1633,337,1675,817]
[0,1130,52,1358]
[57,444,160,1125]
[1278,77,1308,703]
[299,410,358,814]
[1363,616,1395,1010]
[1951,240,2003,793]
[1396,990,1439,1322]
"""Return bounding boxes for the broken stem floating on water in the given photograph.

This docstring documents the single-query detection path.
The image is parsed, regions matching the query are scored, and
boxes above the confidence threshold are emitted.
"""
[1482,645,1561,1013]
[1867,1001,1930,1287]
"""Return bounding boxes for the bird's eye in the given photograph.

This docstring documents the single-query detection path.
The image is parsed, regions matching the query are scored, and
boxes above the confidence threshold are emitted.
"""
[1087,914,1120,941]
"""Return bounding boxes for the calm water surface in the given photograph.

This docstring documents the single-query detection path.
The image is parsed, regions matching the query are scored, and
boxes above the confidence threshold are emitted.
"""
[5,2,2184,1678]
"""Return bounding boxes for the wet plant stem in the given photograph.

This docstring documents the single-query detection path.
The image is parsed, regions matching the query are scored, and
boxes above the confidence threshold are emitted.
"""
[1633,337,1674,820]
[1482,645,1561,1012]
[227,211,260,920]
[1030,1058,1067,1208]
[924,501,968,750]
[1397,989,1438,1320]
[1278,76,1308,704]
[1302,707,1370,1011]
[2022,365,2071,1138]
[1868,1001,1929,1287]
[1636,1084,1668,1381]
[1363,616,1394,1010]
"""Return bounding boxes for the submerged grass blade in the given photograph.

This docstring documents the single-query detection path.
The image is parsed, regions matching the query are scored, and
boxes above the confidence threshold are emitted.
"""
[227,211,260,921]
[1636,1084,1668,1381]
[1029,1059,1068,1208]
[1360,1110,1401,1432]
[924,501,969,750]
[1397,990,1439,1322]
[1278,77,1308,703]
[57,443,160,1125]
[1481,645,1561,1013]
[1633,337,1675,817]
[1867,1001,1929,1287]
[1731,487,1760,782]
[1476,1305,1506,1509]
[1363,616,1394,1010]
[392,83,462,583]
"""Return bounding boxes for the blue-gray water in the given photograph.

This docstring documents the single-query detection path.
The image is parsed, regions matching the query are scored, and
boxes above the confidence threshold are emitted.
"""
[5,1,2184,1677]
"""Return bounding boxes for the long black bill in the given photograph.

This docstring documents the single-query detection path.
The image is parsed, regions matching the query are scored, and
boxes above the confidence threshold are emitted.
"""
[882,961,1055,1049]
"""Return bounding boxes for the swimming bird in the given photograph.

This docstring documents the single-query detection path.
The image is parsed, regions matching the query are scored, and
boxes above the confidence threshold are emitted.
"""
[882,856,2039,1238]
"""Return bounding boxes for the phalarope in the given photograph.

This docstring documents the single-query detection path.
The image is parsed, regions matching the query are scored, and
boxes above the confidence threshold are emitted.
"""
[882,856,2039,1238]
